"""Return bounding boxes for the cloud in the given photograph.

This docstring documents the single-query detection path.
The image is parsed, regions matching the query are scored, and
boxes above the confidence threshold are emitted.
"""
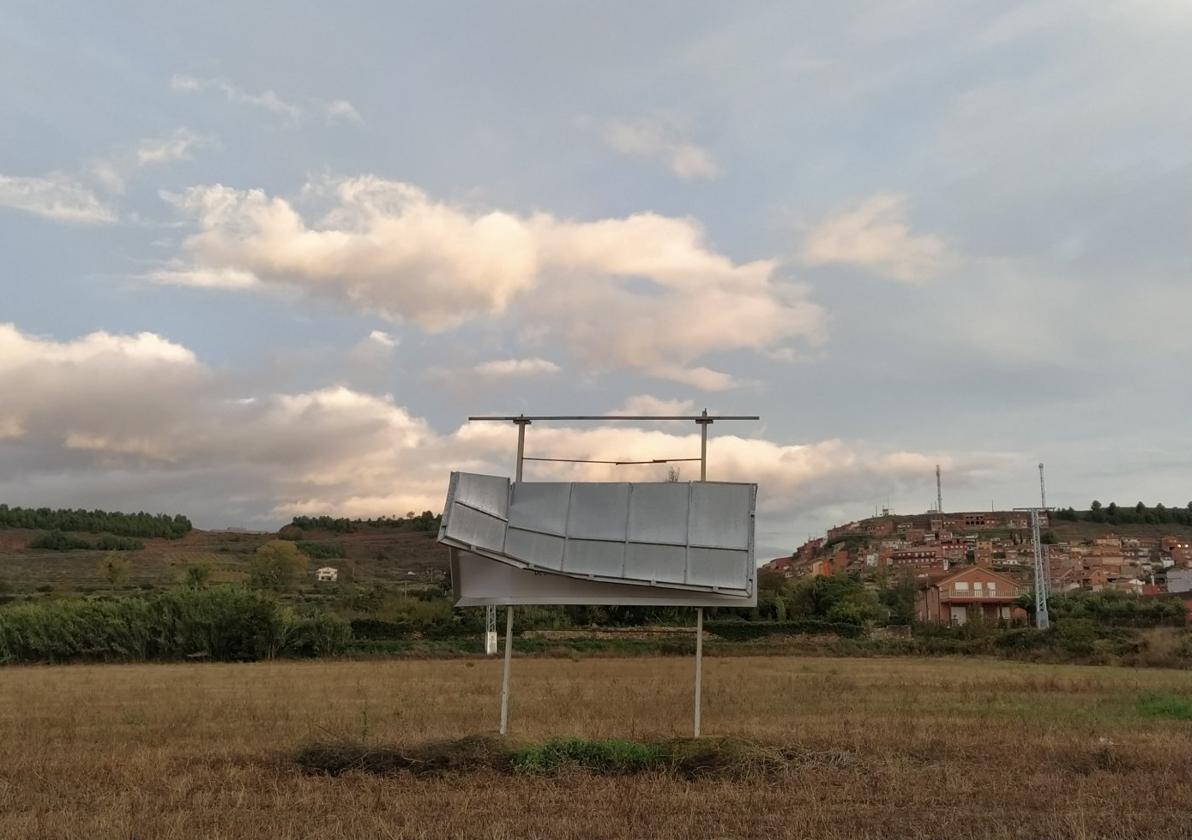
[157,176,824,389]
[0,323,991,542]
[0,173,117,223]
[171,75,362,125]
[609,395,697,416]
[603,116,720,180]
[365,329,398,349]
[473,357,560,377]
[0,323,206,457]
[801,194,951,284]
[135,128,210,166]
[323,99,364,125]
[171,74,303,119]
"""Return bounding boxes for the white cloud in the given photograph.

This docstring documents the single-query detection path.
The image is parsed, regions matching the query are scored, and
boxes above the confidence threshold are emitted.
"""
[136,128,209,166]
[603,116,720,181]
[0,173,116,224]
[0,323,991,540]
[801,194,951,284]
[171,74,304,119]
[148,266,260,289]
[171,75,362,125]
[473,357,560,377]
[366,329,398,349]
[609,395,697,416]
[323,99,364,124]
[0,323,206,457]
[158,176,824,389]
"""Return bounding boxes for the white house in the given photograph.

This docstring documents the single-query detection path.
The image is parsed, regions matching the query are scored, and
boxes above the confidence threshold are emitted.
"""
[315,566,338,582]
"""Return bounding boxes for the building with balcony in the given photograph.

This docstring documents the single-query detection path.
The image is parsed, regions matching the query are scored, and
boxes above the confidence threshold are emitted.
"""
[916,566,1026,625]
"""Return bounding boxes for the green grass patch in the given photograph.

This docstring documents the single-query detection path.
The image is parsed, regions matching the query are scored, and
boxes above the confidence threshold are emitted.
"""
[1136,693,1192,721]
[295,735,858,779]
[510,737,668,774]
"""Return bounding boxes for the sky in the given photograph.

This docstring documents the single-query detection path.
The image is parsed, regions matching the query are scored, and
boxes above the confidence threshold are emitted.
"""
[1,2,1190,558]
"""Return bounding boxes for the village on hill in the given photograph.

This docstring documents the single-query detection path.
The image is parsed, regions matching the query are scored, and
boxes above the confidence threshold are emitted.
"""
[763,506,1192,625]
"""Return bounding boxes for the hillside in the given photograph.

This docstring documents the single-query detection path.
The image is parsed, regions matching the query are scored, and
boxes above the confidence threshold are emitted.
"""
[0,522,449,598]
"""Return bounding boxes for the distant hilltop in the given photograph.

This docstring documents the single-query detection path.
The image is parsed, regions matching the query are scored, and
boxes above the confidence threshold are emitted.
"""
[765,503,1192,600]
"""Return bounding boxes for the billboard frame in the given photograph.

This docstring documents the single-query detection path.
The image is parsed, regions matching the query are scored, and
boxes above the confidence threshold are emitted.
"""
[460,409,760,738]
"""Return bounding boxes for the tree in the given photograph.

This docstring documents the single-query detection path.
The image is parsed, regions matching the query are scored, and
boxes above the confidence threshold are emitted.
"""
[249,541,307,591]
[98,552,131,587]
[180,561,213,589]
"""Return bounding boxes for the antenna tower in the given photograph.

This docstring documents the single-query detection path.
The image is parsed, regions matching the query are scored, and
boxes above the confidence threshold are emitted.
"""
[1038,462,1047,509]
[1015,501,1052,630]
[936,464,943,514]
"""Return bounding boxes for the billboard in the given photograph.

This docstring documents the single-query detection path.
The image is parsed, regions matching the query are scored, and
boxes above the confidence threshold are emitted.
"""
[438,472,757,607]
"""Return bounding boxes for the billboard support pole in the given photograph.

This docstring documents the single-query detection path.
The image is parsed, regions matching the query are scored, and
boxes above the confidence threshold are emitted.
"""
[693,606,704,737]
[694,408,713,737]
[514,416,530,482]
[499,606,514,735]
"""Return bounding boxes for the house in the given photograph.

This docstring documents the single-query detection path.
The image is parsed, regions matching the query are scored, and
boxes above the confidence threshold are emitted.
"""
[315,566,339,582]
[1166,568,1192,594]
[916,566,1026,625]
[763,556,797,576]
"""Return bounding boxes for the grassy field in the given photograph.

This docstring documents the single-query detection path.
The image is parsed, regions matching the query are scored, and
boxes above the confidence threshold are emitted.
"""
[2,656,1191,839]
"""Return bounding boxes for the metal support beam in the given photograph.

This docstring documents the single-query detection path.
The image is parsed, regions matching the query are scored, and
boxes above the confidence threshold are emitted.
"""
[693,606,704,738]
[513,417,530,482]
[696,408,712,483]
[499,606,514,734]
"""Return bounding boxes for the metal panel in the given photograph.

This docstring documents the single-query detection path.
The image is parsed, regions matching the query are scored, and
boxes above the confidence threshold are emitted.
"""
[447,502,507,554]
[626,483,689,545]
[687,547,750,589]
[566,483,631,541]
[453,550,757,607]
[508,482,570,536]
[504,527,565,570]
[454,472,510,518]
[564,539,626,577]
[625,542,687,583]
[439,471,757,600]
[689,483,752,549]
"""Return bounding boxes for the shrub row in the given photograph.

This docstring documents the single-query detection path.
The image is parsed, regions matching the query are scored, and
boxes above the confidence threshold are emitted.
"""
[27,531,144,551]
[0,587,350,664]
[0,505,190,538]
[704,620,866,640]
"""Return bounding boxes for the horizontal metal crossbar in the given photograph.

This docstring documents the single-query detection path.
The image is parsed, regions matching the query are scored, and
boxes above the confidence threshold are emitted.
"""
[468,415,759,422]
[523,456,702,466]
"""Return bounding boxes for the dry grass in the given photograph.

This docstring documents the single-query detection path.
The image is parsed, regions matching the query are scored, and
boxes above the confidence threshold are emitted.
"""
[2,655,1191,838]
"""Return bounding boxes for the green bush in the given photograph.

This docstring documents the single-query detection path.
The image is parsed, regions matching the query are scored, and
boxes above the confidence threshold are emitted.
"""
[285,611,352,657]
[0,587,350,664]
[96,534,144,551]
[27,531,93,551]
[1049,590,1187,628]
[705,620,865,641]
[297,541,347,560]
